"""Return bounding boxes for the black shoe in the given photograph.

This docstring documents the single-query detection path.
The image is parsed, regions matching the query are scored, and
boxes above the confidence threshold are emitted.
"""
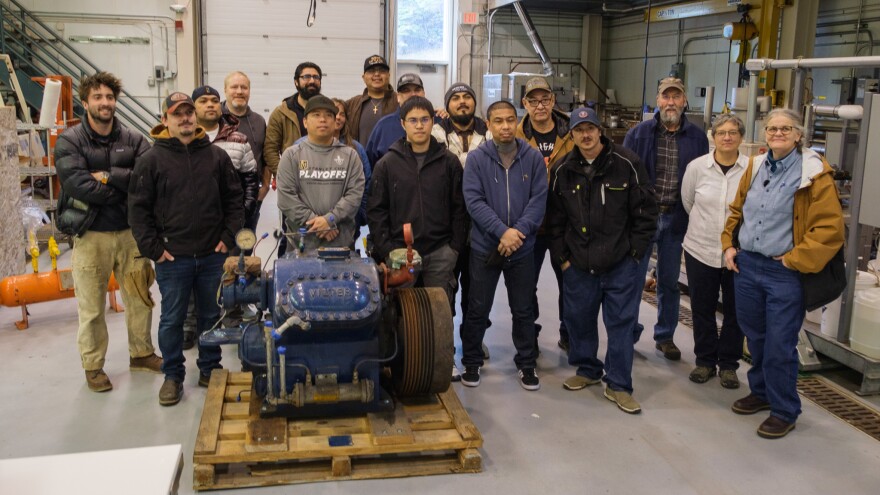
[518,368,540,391]
[182,330,195,350]
[461,366,481,387]
[198,367,222,387]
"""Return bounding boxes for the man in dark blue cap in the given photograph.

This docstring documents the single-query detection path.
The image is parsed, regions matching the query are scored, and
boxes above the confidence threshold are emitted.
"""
[546,107,657,414]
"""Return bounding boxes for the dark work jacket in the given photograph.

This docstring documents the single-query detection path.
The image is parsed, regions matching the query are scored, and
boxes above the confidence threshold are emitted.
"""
[55,117,150,233]
[547,137,658,274]
[367,137,467,263]
[622,112,708,234]
[128,126,244,261]
[345,85,399,144]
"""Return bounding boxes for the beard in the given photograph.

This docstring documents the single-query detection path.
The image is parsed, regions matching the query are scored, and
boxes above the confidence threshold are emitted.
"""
[450,109,475,127]
[88,105,115,125]
[659,108,681,126]
[298,84,321,100]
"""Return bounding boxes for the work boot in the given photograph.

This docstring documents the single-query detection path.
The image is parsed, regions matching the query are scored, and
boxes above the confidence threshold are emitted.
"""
[130,353,163,374]
[689,366,716,384]
[182,330,195,350]
[719,369,741,389]
[655,340,681,360]
[757,415,796,439]
[604,387,641,414]
[85,369,112,392]
[159,378,183,406]
[731,394,771,415]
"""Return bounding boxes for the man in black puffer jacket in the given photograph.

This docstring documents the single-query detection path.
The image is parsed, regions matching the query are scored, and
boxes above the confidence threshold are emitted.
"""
[129,92,244,406]
[55,71,162,393]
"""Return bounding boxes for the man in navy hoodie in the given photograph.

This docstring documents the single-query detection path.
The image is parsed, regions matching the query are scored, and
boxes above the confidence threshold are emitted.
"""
[623,77,708,361]
[365,73,431,166]
[459,101,548,391]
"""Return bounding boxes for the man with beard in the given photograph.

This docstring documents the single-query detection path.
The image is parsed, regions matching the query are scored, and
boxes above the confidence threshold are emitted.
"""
[432,82,491,369]
[623,77,708,361]
[55,71,162,392]
[365,73,432,166]
[129,92,244,406]
[264,62,322,177]
[222,71,268,232]
[346,55,398,146]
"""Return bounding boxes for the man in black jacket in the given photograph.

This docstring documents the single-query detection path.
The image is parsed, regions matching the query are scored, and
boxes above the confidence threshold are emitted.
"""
[547,107,657,414]
[367,96,467,304]
[129,92,244,406]
[55,71,161,393]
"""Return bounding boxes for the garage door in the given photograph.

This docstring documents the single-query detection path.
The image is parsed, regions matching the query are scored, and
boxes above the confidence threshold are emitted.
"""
[202,1,384,120]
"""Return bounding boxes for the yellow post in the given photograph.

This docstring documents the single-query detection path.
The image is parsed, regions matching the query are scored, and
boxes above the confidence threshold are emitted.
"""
[48,237,60,271]
[757,0,786,92]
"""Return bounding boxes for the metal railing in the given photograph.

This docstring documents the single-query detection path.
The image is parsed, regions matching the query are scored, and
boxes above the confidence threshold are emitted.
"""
[0,0,156,135]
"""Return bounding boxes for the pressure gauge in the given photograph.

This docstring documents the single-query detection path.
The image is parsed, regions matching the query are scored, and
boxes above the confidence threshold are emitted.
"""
[235,229,257,251]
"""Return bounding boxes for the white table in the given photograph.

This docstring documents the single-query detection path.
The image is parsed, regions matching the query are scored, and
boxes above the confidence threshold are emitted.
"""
[0,444,183,495]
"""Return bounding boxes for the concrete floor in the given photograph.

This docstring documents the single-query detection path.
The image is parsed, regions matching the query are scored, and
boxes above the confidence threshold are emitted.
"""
[2,190,880,494]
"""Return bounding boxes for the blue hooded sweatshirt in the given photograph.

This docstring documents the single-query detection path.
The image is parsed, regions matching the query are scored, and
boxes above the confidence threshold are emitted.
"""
[463,138,548,261]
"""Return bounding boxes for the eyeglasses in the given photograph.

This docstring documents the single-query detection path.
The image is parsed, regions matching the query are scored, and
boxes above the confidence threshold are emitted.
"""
[525,97,552,108]
[365,68,388,75]
[765,126,793,135]
[299,74,322,81]
[404,117,432,126]
[714,130,740,137]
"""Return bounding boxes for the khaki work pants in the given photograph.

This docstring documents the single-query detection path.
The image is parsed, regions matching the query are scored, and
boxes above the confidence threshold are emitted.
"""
[72,229,155,370]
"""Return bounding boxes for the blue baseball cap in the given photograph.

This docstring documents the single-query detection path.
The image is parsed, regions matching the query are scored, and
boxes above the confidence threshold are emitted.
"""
[569,107,602,130]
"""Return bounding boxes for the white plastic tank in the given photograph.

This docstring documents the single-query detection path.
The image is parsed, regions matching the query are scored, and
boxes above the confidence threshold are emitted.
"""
[851,287,880,359]
[821,270,878,337]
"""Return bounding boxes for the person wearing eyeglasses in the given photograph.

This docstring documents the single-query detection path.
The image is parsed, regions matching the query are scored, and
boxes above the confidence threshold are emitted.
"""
[367,96,467,308]
[515,76,575,355]
[264,62,323,178]
[623,77,709,361]
[345,55,399,147]
[721,108,843,439]
[365,73,438,166]
[680,114,747,389]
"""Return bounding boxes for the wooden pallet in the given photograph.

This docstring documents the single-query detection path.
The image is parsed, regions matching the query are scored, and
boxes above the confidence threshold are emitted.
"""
[193,370,483,491]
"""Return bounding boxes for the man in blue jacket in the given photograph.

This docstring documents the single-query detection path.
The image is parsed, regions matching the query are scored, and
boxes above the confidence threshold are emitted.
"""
[365,73,431,166]
[459,101,548,391]
[622,77,708,361]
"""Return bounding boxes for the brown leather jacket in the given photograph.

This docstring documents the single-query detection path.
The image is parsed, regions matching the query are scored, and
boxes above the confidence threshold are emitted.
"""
[345,85,398,143]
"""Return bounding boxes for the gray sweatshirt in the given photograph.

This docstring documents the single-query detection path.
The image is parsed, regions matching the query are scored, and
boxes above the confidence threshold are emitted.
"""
[276,139,365,250]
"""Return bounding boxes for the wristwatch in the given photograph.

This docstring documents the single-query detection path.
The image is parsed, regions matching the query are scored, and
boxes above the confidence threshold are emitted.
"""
[100,171,109,184]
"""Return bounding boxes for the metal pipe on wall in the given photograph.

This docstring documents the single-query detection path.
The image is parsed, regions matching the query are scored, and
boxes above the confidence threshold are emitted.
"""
[746,71,759,142]
[746,55,880,71]
[791,68,806,112]
[703,86,714,130]
[511,0,554,76]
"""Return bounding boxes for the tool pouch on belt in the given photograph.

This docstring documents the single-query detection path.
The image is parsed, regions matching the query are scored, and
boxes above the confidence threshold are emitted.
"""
[124,260,156,308]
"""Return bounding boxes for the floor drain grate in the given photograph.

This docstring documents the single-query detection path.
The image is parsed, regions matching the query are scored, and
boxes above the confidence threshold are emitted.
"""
[798,376,880,441]
[641,291,694,328]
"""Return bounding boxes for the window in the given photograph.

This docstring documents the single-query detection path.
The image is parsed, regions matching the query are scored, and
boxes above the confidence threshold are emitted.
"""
[396,0,450,63]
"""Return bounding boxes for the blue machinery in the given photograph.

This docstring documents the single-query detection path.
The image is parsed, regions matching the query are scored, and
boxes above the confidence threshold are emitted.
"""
[205,227,453,417]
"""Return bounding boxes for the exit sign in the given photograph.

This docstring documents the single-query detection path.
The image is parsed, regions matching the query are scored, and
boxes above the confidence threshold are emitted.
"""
[461,12,479,25]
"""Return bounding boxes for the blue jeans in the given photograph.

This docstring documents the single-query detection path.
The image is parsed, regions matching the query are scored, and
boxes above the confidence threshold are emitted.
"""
[634,212,685,343]
[563,257,641,393]
[683,251,743,370]
[734,250,804,423]
[532,234,569,343]
[461,249,537,369]
[155,252,226,382]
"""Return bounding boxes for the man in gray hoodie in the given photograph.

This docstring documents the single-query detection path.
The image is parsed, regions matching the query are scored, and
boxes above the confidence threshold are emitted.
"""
[276,95,365,252]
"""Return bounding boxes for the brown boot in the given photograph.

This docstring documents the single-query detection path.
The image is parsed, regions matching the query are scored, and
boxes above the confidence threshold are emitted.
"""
[85,369,113,392]
[130,353,163,374]
[159,378,183,406]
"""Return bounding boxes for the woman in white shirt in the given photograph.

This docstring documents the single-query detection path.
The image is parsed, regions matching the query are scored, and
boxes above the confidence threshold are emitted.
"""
[681,114,748,389]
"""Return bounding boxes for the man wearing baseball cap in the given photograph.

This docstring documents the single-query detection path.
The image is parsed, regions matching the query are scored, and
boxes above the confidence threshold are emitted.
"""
[623,77,708,361]
[516,76,574,355]
[276,95,365,251]
[129,91,244,406]
[345,55,398,146]
[365,73,435,166]
[547,107,657,414]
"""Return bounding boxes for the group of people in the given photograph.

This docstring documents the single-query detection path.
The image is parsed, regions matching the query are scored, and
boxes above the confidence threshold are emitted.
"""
[55,60,843,439]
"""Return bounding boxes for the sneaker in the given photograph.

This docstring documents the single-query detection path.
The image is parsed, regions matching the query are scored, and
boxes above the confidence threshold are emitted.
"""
[482,343,490,360]
[85,369,112,392]
[731,394,771,415]
[604,387,641,414]
[182,330,195,350]
[563,375,600,391]
[688,366,716,384]
[557,338,570,354]
[719,369,741,389]
[129,353,163,374]
[461,366,481,387]
[451,364,462,382]
[159,378,183,406]
[518,368,540,391]
[655,340,681,361]
[757,415,796,439]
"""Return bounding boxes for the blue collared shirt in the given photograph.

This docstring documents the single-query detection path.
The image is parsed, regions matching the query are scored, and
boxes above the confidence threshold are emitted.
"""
[739,150,802,257]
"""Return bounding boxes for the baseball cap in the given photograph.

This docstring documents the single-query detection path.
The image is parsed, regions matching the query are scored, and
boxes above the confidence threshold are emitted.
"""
[569,107,602,130]
[524,77,551,97]
[397,73,424,91]
[304,95,338,117]
[192,85,221,101]
[364,54,389,72]
[444,82,476,109]
[657,77,685,95]
[162,92,195,114]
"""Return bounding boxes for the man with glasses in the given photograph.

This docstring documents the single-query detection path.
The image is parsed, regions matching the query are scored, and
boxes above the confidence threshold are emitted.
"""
[264,62,322,178]
[346,55,398,146]
[365,73,435,166]
[367,95,466,308]
[623,77,708,361]
[516,77,574,354]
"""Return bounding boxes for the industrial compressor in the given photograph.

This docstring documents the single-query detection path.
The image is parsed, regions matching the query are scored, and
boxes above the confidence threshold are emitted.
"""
[204,227,453,418]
